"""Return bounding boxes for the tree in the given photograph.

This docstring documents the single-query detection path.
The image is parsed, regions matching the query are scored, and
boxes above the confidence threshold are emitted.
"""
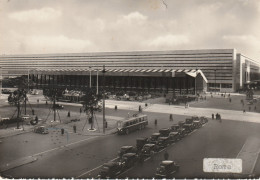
[8,89,27,129]
[81,87,102,130]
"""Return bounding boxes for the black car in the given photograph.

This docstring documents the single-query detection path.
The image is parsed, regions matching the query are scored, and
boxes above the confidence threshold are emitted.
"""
[149,133,160,144]
[136,137,148,152]
[97,162,122,178]
[120,153,138,169]
[2,89,11,94]
[157,137,170,149]
[141,144,158,156]
[159,128,171,137]
[118,146,137,158]
[155,160,180,178]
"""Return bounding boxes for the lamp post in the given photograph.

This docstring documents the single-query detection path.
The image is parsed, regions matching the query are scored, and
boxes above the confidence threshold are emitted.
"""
[102,65,106,134]
[214,69,217,94]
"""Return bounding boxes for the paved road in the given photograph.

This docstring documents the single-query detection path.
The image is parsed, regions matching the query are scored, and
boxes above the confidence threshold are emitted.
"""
[2,113,260,178]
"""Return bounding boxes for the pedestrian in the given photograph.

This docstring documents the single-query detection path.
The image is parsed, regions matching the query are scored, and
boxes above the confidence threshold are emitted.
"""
[212,113,214,120]
[154,119,158,126]
[164,150,169,160]
[61,128,64,135]
[35,116,38,123]
[46,100,48,105]
[73,124,76,133]
[255,106,257,111]
[139,105,142,113]
[169,114,173,121]
[229,98,231,103]
[68,111,71,117]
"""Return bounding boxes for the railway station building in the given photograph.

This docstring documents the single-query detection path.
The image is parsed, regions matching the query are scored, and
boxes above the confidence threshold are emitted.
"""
[0,49,260,94]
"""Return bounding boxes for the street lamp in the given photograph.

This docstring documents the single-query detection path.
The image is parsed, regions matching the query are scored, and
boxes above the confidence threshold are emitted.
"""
[102,65,106,134]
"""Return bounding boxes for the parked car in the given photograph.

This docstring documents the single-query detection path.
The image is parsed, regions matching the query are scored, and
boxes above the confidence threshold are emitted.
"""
[169,132,180,143]
[155,160,180,178]
[157,137,171,149]
[159,128,171,137]
[178,128,186,138]
[149,133,160,144]
[141,144,158,156]
[136,137,148,152]
[200,116,208,124]
[171,124,180,132]
[34,126,49,134]
[178,121,185,128]
[183,124,193,133]
[118,146,137,158]
[2,89,11,94]
[120,153,138,169]
[97,162,122,178]
[185,118,195,129]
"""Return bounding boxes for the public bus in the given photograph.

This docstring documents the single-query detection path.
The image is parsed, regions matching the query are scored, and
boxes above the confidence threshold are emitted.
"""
[117,114,148,135]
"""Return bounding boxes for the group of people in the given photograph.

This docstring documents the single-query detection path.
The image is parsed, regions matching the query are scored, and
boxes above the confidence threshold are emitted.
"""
[212,113,221,120]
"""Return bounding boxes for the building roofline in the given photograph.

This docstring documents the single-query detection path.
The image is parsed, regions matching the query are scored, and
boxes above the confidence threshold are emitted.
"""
[0,48,236,57]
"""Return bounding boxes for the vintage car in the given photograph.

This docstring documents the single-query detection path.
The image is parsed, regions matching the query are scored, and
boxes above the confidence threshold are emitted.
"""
[149,133,161,144]
[97,161,122,178]
[155,160,180,178]
[185,118,195,129]
[136,137,148,152]
[141,144,158,156]
[157,137,171,149]
[120,153,138,169]
[178,121,185,128]
[33,126,49,134]
[169,132,180,143]
[171,124,180,132]
[183,124,193,133]
[193,119,202,128]
[200,116,208,124]
[159,128,171,137]
[118,146,137,158]
[178,128,186,138]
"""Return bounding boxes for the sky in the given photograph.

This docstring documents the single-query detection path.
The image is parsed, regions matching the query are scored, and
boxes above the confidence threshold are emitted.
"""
[1,0,260,62]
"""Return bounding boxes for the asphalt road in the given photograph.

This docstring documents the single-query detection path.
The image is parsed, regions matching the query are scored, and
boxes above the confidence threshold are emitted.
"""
[2,113,260,178]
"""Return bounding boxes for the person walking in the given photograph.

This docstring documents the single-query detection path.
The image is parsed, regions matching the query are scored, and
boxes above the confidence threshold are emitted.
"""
[164,150,169,160]
[73,124,77,133]
[169,114,173,121]
[67,111,71,117]
[212,113,214,120]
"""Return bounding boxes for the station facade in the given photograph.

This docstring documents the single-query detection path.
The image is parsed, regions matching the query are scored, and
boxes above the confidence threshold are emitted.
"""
[0,49,259,93]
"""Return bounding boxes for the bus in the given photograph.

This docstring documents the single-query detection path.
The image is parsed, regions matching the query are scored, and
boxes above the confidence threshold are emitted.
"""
[117,114,148,135]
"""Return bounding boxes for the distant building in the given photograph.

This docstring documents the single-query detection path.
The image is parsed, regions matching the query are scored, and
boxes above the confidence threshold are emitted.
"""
[0,49,259,93]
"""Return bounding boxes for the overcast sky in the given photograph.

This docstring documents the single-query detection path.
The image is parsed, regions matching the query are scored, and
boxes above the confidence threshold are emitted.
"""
[1,0,260,61]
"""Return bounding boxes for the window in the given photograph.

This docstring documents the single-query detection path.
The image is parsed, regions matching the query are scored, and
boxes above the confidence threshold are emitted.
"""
[221,83,232,88]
